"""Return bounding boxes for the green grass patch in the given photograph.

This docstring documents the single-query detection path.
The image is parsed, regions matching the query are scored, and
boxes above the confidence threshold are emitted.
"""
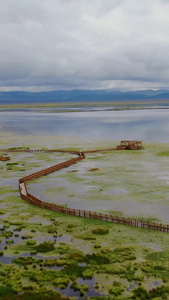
[12,256,43,266]
[158,150,169,157]
[34,241,55,253]
[92,228,109,235]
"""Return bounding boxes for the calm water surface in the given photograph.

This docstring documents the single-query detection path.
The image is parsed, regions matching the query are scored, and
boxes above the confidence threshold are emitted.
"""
[0,109,169,142]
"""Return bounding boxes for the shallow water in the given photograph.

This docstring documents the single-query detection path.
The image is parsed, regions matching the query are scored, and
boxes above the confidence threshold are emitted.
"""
[56,277,107,299]
[1,109,169,142]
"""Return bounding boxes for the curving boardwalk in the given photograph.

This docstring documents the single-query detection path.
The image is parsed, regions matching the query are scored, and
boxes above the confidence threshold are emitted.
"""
[1,146,169,233]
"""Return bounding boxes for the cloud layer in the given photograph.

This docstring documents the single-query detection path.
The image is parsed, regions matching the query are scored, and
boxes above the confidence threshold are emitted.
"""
[1,0,169,91]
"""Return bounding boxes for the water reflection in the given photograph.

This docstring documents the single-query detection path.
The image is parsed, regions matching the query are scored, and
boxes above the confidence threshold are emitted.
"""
[0,109,169,142]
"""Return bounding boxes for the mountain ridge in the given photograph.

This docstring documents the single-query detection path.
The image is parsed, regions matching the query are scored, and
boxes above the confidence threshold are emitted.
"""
[0,89,169,104]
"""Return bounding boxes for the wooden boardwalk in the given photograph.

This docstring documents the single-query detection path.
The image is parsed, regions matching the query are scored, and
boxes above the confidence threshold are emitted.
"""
[19,182,27,196]
[1,145,169,233]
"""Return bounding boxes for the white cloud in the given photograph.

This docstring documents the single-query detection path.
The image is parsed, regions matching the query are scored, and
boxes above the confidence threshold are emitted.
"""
[0,0,169,91]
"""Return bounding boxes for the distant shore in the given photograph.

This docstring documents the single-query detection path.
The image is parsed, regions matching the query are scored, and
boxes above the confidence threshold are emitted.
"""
[0,99,169,113]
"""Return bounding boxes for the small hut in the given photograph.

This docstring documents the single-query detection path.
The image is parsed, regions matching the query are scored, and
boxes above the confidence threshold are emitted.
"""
[116,140,143,150]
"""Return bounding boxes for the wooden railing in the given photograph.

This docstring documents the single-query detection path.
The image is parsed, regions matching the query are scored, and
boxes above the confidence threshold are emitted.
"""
[19,181,169,233]
[1,146,169,233]
[19,156,84,183]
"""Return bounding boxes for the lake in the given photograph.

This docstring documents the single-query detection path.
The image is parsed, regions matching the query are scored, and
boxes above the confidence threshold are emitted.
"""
[0,108,169,142]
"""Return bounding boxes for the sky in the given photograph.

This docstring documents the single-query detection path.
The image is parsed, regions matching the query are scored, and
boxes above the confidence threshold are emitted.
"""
[1,0,169,92]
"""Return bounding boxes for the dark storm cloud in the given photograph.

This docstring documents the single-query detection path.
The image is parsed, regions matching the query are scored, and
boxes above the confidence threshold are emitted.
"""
[0,0,169,91]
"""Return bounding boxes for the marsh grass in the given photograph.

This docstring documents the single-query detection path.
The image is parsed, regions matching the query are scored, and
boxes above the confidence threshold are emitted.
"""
[158,150,169,157]
[0,187,18,195]
[92,228,109,235]
[2,140,169,297]
[34,241,55,253]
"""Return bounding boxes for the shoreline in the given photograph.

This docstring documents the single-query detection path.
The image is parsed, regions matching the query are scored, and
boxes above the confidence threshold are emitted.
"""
[0,100,169,113]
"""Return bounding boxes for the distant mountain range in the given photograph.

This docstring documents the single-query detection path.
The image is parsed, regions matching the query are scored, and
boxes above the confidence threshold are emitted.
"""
[0,89,169,104]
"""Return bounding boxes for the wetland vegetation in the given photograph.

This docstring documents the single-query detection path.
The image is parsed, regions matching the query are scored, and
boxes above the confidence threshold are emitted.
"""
[1,123,169,298]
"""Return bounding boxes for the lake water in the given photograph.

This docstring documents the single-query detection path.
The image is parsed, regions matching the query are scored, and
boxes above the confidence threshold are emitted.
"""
[0,108,169,142]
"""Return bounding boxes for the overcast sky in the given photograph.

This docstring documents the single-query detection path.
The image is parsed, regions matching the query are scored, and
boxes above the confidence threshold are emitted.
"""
[1,0,169,92]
